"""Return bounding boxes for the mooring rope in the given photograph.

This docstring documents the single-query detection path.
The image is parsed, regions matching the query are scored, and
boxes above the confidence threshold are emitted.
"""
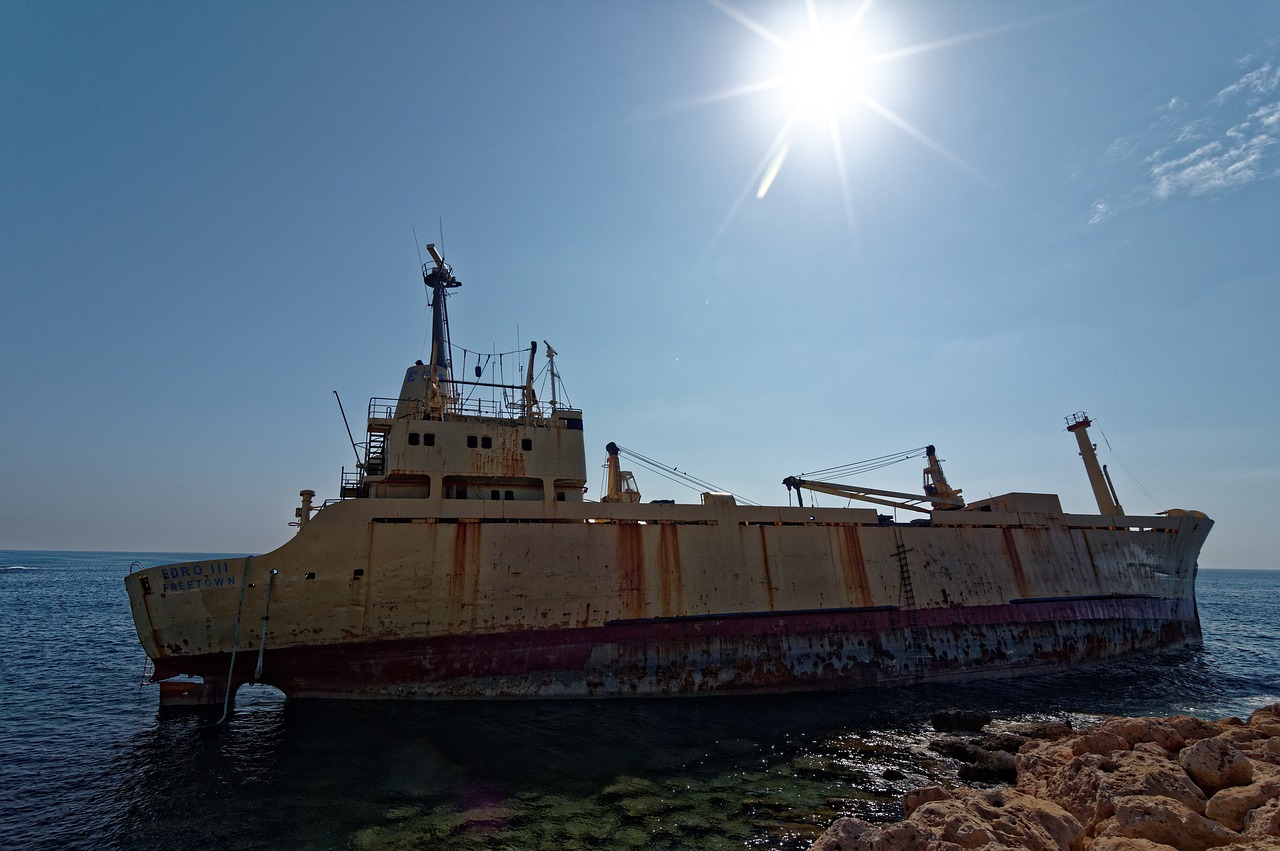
[254,569,279,681]
[216,556,252,725]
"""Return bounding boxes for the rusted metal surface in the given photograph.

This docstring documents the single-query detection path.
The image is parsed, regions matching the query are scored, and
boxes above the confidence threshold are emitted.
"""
[138,597,1200,699]
[124,494,1211,701]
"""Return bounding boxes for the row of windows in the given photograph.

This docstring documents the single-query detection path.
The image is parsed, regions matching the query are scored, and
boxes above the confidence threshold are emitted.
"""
[407,432,535,452]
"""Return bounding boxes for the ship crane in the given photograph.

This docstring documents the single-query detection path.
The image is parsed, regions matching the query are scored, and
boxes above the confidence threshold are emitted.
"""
[784,445,965,514]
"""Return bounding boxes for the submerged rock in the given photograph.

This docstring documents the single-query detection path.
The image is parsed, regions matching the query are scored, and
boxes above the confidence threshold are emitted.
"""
[930,709,994,733]
[810,704,1280,851]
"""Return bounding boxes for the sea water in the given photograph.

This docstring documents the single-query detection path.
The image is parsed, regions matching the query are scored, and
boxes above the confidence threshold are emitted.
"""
[1,552,1276,851]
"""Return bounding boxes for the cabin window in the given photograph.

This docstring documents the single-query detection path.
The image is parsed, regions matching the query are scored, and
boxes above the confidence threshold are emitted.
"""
[481,436,493,449]
[445,475,542,500]
[467,435,478,448]
[522,438,533,451]
[564,418,583,430]
[423,433,435,446]
[408,433,420,446]
[304,572,316,580]
[556,492,566,502]
[352,569,364,580]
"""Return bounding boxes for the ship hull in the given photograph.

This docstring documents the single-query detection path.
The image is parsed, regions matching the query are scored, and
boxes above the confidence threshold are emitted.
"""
[127,495,1210,702]
[158,595,1199,699]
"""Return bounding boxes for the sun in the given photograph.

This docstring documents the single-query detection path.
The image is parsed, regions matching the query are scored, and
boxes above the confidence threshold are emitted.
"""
[699,0,1010,248]
[782,23,869,121]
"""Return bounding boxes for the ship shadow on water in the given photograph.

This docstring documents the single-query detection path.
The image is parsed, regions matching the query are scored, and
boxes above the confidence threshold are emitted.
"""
[100,642,1276,851]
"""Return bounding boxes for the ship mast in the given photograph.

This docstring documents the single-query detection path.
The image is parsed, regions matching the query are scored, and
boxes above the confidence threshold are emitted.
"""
[423,243,461,405]
[1065,412,1124,515]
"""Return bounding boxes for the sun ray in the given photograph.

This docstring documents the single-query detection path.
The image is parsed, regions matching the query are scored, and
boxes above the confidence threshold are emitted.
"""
[706,0,795,54]
[854,91,1003,191]
[625,78,784,123]
[703,108,803,264]
[826,115,858,238]
[864,9,1084,66]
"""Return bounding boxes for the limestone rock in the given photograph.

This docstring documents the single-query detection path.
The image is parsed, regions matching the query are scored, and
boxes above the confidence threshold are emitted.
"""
[1244,795,1280,838]
[1007,720,1074,742]
[1178,736,1254,795]
[1016,745,1207,832]
[1088,838,1179,851]
[1071,731,1130,757]
[1203,775,1280,831]
[1242,738,1280,767]
[1160,715,1226,744]
[807,703,1280,851]
[1093,794,1240,850]
[808,816,928,851]
[1249,705,1280,738]
[1096,718,1185,752]
[1134,742,1171,758]
[909,788,1084,851]
[903,785,952,817]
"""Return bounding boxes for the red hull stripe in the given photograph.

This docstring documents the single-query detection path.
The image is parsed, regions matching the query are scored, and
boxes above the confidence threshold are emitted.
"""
[155,596,1200,699]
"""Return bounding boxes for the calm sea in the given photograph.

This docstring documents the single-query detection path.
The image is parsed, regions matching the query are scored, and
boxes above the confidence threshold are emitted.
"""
[1,552,1276,851]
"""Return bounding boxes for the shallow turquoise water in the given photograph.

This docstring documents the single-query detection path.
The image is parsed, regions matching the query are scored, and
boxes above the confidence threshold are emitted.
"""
[1,553,1276,850]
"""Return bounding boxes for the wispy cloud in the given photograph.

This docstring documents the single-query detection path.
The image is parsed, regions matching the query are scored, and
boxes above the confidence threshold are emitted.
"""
[1151,105,1280,199]
[1214,62,1280,105]
[1146,59,1280,200]
[1091,53,1280,222]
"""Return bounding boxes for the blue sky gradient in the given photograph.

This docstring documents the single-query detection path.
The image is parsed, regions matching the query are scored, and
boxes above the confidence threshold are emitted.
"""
[2,1,1277,567]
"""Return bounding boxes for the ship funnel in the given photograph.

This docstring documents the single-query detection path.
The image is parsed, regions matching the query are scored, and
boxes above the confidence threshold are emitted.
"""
[601,442,640,503]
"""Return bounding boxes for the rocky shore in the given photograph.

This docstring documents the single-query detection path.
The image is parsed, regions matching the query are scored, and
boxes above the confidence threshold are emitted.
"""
[810,704,1280,850]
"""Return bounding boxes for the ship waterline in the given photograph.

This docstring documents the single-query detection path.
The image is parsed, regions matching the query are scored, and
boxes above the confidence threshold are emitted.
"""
[128,492,1209,702]
[124,244,1211,704]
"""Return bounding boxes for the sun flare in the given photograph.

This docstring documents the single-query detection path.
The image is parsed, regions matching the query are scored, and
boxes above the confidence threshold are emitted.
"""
[700,0,1000,251]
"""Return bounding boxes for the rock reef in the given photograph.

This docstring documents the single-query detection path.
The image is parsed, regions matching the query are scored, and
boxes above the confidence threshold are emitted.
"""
[811,704,1280,851]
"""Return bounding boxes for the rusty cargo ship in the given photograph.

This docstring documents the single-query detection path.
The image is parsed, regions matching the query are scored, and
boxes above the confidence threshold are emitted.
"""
[125,246,1212,706]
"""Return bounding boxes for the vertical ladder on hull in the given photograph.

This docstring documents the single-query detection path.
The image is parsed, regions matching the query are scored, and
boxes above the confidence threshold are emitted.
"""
[892,527,931,678]
[893,532,916,609]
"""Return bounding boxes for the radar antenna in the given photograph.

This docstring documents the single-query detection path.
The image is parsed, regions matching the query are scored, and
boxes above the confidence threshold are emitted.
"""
[423,243,462,391]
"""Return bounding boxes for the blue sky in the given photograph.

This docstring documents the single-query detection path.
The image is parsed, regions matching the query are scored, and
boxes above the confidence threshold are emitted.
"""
[2,1,1277,568]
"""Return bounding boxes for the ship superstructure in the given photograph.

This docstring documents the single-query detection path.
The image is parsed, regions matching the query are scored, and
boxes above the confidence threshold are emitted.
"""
[124,248,1212,706]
